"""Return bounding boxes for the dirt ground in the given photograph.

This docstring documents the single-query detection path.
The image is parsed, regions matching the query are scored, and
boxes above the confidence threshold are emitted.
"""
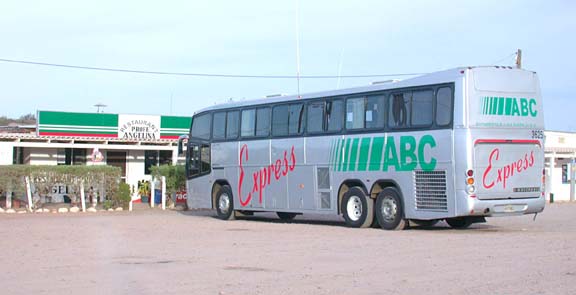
[1,203,575,295]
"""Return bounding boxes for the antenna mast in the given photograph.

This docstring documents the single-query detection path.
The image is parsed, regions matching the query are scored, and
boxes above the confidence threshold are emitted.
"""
[516,49,522,69]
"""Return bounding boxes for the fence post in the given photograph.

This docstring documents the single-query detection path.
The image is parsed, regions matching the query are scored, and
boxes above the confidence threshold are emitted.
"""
[6,190,12,209]
[80,181,86,213]
[150,178,155,208]
[25,176,33,212]
[161,176,166,210]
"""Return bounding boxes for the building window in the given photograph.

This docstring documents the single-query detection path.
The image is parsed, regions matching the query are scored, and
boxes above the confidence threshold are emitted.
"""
[12,147,24,164]
[145,150,173,175]
[57,148,86,165]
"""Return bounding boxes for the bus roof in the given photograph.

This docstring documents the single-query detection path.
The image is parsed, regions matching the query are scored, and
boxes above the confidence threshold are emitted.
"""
[195,66,537,114]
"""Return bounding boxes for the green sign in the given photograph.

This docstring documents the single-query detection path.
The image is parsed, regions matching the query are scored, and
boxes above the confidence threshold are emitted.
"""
[37,111,191,140]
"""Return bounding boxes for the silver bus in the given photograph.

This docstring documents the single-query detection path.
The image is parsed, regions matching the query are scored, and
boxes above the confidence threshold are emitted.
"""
[179,66,545,229]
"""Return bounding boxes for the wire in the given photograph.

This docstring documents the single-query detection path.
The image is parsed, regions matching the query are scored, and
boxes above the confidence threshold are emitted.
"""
[491,52,517,65]
[0,58,425,79]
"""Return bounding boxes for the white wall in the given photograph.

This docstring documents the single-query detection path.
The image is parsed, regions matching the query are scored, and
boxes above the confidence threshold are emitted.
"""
[0,143,13,165]
[27,148,58,165]
[126,150,147,194]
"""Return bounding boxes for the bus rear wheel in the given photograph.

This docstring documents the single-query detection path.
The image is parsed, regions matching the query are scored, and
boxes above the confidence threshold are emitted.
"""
[446,217,472,229]
[215,185,235,220]
[341,187,373,228]
[375,187,407,230]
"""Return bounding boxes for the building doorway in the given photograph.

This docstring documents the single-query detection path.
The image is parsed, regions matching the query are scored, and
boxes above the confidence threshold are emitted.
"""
[106,151,127,181]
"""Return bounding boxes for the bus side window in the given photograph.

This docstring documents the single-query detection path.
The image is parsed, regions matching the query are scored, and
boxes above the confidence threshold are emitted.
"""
[436,87,453,126]
[241,109,256,137]
[272,105,289,136]
[326,100,343,132]
[256,107,271,137]
[212,112,226,140]
[366,95,385,129]
[289,103,305,135]
[188,144,200,177]
[307,101,324,134]
[389,93,410,128]
[226,111,240,139]
[200,144,211,174]
[412,90,434,126]
[346,97,365,130]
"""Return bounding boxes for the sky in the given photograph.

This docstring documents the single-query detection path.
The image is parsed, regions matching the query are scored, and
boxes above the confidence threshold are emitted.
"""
[0,0,575,131]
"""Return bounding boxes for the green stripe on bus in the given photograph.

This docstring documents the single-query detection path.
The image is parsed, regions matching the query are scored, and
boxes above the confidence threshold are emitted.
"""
[369,136,384,171]
[497,97,505,115]
[329,139,336,169]
[357,137,371,171]
[483,97,488,114]
[348,138,360,171]
[334,138,343,171]
[341,138,351,172]
[505,97,513,115]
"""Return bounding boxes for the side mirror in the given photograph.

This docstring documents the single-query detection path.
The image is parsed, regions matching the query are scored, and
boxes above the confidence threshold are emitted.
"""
[177,135,189,155]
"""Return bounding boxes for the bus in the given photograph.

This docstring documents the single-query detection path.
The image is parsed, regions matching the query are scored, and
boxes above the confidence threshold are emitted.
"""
[178,66,545,230]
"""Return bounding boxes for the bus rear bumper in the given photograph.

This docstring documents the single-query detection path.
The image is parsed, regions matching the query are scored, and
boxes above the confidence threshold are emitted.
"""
[465,195,545,217]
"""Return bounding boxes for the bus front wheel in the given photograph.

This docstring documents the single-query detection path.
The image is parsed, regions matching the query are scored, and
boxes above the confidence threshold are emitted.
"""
[375,187,407,230]
[215,185,235,220]
[341,187,374,228]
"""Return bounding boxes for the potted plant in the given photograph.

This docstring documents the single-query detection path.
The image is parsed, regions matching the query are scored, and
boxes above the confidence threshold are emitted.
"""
[138,180,151,203]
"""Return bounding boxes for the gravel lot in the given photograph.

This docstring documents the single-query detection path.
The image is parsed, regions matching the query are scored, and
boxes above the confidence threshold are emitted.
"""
[1,202,575,295]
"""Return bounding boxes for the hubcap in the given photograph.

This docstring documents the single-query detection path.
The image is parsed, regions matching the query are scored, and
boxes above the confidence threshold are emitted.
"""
[381,196,397,222]
[346,195,363,221]
[219,193,230,214]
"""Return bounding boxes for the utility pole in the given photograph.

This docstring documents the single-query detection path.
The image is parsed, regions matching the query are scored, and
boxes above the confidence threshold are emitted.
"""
[516,49,522,69]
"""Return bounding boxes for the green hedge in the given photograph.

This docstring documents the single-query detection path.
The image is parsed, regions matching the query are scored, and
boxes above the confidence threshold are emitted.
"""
[0,165,122,205]
[150,164,186,197]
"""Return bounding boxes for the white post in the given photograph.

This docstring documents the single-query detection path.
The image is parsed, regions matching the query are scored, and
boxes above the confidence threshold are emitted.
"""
[150,178,155,208]
[80,182,86,213]
[161,176,166,210]
[6,190,12,209]
[25,176,33,212]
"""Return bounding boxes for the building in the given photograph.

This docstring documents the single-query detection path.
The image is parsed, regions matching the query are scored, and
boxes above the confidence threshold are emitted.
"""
[545,131,576,202]
[0,111,190,201]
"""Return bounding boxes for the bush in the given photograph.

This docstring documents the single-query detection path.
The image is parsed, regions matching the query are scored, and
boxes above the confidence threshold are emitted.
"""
[150,165,186,196]
[115,183,132,209]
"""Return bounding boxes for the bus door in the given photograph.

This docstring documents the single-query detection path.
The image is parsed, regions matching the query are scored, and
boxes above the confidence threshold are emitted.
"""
[186,139,212,209]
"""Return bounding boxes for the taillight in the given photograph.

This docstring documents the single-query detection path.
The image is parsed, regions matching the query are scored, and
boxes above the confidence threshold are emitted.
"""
[466,169,475,194]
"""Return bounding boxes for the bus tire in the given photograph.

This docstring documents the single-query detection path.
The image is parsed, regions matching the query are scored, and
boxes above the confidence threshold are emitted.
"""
[277,212,298,220]
[446,217,472,229]
[215,185,235,220]
[375,187,407,230]
[341,187,373,228]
